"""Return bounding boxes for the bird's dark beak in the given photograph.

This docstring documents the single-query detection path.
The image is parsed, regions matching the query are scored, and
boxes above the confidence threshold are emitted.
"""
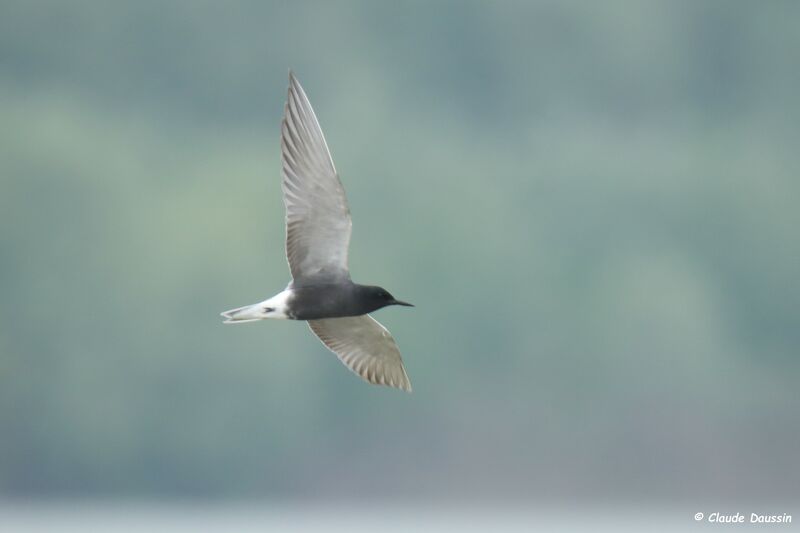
[392,300,414,307]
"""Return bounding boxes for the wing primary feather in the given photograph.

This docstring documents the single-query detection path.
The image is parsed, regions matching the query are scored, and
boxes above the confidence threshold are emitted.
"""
[281,72,352,285]
[307,315,412,392]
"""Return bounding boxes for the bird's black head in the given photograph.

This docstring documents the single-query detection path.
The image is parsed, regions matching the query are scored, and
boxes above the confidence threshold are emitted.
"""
[361,285,414,311]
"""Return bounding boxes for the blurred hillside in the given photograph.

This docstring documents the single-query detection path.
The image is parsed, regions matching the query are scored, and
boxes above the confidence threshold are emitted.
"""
[1,0,798,503]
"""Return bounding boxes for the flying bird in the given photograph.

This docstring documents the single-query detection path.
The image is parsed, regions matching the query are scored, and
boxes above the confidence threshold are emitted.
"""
[221,71,414,392]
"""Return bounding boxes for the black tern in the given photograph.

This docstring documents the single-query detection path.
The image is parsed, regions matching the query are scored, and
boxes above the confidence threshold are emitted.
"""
[221,71,414,392]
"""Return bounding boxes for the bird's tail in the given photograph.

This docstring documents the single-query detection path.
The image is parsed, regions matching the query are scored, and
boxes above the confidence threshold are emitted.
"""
[220,303,267,324]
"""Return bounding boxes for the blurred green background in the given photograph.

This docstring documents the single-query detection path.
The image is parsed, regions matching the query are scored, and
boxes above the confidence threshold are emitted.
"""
[1,0,798,505]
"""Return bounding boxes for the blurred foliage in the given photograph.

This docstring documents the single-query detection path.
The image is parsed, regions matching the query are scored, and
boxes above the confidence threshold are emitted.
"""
[1,0,798,502]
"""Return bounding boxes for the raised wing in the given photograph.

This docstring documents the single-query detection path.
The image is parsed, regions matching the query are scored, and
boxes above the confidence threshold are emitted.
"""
[308,315,412,392]
[281,71,352,285]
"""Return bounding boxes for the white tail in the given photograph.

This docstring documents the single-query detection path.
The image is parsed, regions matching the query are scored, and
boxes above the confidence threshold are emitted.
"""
[221,290,293,323]
[221,303,267,324]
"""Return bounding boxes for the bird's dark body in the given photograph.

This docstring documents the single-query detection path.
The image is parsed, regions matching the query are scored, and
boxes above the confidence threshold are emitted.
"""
[286,282,401,320]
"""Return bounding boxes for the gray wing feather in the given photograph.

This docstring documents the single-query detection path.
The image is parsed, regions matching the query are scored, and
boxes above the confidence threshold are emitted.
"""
[281,71,352,285]
[308,315,412,392]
